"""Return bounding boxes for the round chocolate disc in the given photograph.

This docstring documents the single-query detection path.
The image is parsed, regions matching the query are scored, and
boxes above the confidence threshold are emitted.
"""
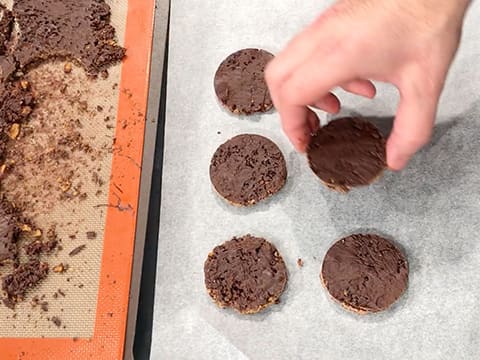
[204,234,288,314]
[214,48,274,115]
[321,234,408,314]
[307,117,386,192]
[210,134,287,206]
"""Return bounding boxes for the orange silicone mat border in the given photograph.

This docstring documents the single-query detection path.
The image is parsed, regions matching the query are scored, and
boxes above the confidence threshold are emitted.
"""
[0,1,155,359]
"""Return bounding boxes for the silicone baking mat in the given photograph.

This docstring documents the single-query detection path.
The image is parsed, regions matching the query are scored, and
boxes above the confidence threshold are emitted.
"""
[152,0,480,358]
[0,0,155,358]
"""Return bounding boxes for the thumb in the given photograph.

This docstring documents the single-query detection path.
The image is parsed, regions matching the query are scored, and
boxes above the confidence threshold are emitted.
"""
[387,80,440,170]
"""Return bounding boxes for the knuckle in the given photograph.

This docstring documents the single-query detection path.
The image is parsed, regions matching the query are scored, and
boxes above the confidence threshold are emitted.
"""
[264,61,281,87]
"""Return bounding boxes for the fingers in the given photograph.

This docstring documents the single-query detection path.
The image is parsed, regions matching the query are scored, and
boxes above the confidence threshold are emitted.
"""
[306,108,320,134]
[279,105,313,152]
[265,9,351,153]
[341,79,376,98]
[267,53,353,152]
[276,54,353,106]
[387,78,440,170]
[266,11,338,91]
[311,93,341,113]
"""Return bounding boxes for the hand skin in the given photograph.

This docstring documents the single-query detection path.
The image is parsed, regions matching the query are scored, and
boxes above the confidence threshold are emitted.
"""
[266,0,471,170]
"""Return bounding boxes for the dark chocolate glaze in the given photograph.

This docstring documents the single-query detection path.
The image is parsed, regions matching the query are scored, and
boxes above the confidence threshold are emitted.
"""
[12,0,125,75]
[0,203,18,264]
[204,235,288,314]
[214,48,274,115]
[321,234,408,313]
[307,117,386,192]
[210,134,287,206]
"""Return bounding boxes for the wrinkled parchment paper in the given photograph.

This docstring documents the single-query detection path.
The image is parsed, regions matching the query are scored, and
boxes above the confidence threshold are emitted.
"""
[152,1,480,358]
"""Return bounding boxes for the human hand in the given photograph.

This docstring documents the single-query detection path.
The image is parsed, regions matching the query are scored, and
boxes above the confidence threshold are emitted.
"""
[266,0,470,170]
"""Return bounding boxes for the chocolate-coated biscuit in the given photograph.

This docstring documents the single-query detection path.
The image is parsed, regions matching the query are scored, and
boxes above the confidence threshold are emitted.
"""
[204,235,288,314]
[210,134,287,206]
[307,117,386,192]
[214,48,274,115]
[321,233,408,314]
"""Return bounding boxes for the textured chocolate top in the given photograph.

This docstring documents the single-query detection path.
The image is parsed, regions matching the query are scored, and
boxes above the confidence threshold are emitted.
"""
[12,0,125,75]
[210,134,287,206]
[307,118,386,192]
[0,204,18,264]
[0,6,13,56]
[214,48,274,115]
[321,234,408,313]
[204,235,288,314]
[2,260,49,301]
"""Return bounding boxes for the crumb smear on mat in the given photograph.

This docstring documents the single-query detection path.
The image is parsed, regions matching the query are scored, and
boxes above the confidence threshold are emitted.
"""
[0,0,125,333]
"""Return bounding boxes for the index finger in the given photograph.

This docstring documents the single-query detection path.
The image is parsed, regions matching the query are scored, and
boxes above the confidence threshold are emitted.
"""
[267,52,354,152]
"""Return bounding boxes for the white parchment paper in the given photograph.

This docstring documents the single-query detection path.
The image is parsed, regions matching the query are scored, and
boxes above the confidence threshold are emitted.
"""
[152,1,480,358]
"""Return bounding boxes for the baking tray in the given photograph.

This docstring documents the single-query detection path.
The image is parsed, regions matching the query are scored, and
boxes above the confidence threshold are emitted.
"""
[128,0,170,359]
[0,1,156,359]
[151,0,480,358]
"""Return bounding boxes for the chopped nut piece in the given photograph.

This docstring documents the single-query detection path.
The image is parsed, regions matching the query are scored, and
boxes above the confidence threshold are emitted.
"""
[21,106,32,116]
[8,124,20,140]
[64,62,72,73]
[32,229,42,238]
[46,226,57,241]
[53,263,68,273]
[21,224,32,232]
[57,177,72,192]
[20,80,30,90]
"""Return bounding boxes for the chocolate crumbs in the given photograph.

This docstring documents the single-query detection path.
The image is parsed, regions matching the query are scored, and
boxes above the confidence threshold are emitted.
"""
[51,316,61,327]
[2,260,49,306]
[68,244,86,256]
